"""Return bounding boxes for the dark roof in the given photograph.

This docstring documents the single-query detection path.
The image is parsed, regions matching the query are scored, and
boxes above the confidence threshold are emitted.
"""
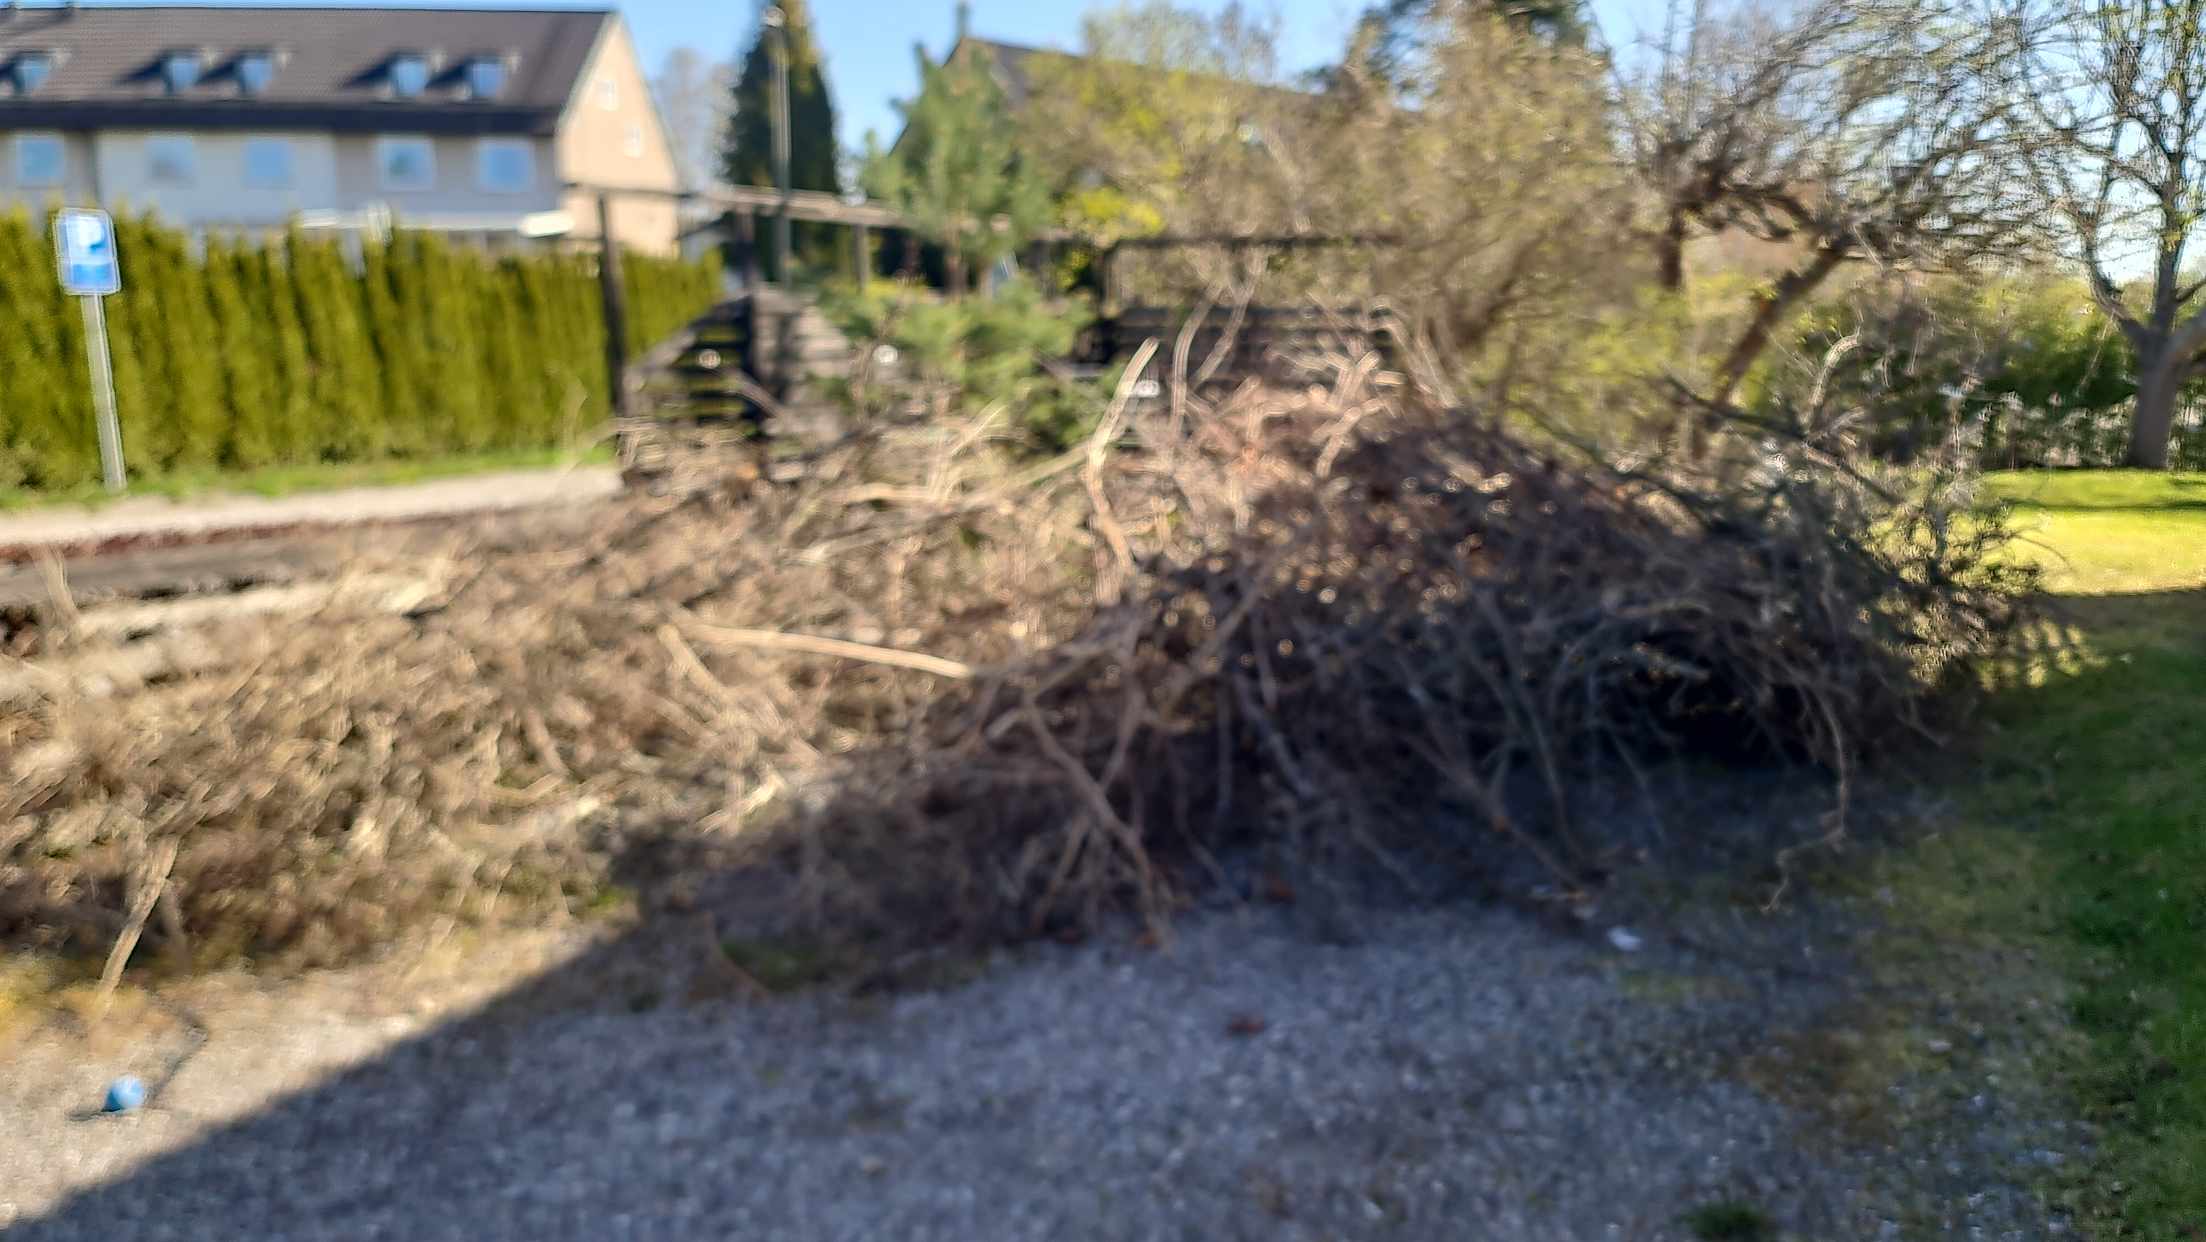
[0,4,610,135]
[956,36,1057,110]
[947,34,1304,117]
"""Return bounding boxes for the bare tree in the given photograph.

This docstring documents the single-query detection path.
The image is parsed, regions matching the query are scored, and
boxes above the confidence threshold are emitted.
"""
[2024,0,2206,469]
[1619,0,1854,293]
[1617,0,2037,439]
[653,46,732,190]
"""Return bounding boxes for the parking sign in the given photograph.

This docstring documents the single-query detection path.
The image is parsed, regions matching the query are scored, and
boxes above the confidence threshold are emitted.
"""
[54,208,121,296]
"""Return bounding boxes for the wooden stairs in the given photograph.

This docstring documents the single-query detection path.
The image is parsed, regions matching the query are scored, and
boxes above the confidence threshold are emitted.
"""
[616,287,864,494]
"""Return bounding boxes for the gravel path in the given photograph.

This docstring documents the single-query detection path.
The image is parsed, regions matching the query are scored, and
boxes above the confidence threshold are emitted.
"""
[0,465,620,559]
[2,895,2076,1241]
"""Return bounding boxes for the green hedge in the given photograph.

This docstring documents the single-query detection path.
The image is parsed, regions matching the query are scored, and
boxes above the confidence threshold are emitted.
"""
[0,208,718,490]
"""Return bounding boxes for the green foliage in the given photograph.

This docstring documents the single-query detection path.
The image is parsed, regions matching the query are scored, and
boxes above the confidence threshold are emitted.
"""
[722,0,843,279]
[1520,274,1764,447]
[1773,276,2164,468]
[862,45,1052,295]
[1019,3,1278,263]
[819,277,1106,452]
[1963,471,2206,1233]
[0,209,718,491]
[0,208,87,485]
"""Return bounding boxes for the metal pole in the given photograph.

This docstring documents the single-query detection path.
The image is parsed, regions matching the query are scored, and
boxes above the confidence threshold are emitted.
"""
[767,5,793,283]
[81,294,125,492]
[596,192,632,419]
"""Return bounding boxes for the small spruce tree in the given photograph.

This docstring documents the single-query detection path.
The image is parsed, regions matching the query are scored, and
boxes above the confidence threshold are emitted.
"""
[862,43,1051,296]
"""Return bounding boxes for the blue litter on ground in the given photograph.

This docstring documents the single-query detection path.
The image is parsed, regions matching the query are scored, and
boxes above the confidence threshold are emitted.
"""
[103,1076,146,1114]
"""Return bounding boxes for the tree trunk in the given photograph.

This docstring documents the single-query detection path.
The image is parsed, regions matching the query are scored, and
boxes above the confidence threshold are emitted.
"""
[2128,351,2182,470]
[944,243,965,301]
[1685,245,1850,459]
[1656,209,1688,294]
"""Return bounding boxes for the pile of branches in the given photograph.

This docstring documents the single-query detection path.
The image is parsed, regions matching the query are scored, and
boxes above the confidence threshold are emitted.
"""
[0,422,1102,969]
[755,363,2040,948]
[0,343,2038,973]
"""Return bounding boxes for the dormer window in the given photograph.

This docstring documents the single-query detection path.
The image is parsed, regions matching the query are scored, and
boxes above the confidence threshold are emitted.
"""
[389,53,430,97]
[161,50,203,93]
[9,52,54,95]
[464,55,508,100]
[236,50,276,95]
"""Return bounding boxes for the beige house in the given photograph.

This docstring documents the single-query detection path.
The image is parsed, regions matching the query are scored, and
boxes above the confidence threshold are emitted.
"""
[0,4,680,251]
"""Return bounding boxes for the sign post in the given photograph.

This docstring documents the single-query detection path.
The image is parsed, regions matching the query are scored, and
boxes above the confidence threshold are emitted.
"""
[54,208,125,492]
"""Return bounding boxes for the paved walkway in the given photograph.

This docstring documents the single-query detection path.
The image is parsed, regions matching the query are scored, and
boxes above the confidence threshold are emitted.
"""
[0,466,623,558]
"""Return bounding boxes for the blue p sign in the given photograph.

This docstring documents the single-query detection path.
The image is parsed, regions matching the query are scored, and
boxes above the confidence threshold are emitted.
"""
[55,208,121,296]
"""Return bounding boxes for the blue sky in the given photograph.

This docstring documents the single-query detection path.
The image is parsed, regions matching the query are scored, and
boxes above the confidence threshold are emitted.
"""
[613,0,1653,154]
[64,0,1652,153]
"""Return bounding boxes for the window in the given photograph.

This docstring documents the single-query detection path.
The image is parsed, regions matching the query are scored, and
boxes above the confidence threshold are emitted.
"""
[146,133,196,185]
[596,77,617,110]
[475,138,533,193]
[236,51,276,95]
[161,51,203,93]
[388,54,430,98]
[622,124,643,158]
[376,135,434,190]
[464,56,507,100]
[13,133,63,187]
[10,52,53,95]
[243,137,293,189]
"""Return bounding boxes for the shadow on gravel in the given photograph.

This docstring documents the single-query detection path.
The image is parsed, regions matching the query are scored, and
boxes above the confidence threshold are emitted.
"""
[10,762,1925,1242]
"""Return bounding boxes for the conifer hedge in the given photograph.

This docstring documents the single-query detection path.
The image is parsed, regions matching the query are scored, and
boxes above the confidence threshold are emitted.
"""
[0,208,718,490]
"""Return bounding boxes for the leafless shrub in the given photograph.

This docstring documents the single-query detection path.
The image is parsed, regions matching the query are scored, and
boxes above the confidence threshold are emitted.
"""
[1615,0,2042,425]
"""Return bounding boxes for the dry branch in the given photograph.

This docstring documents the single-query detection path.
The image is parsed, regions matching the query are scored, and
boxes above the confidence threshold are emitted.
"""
[93,837,178,1016]
[680,623,976,681]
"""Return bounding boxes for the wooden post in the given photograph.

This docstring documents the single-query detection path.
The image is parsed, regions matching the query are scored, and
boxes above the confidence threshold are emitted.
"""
[900,229,918,278]
[596,192,631,419]
[854,222,871,291]
[737,208,761,289]
[738,211,761,383]
[1100,243,1121,314]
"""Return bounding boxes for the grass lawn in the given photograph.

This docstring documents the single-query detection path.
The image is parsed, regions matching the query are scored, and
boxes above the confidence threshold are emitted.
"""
[1968,470,2206,1233]
[0,443,612,513]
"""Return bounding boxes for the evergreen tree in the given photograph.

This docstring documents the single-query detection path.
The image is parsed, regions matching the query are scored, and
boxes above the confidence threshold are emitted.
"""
[0,215,720,488]
[1345,0,1591,92]
[285,230,379,460]
[252,245,317,462]
[723,0,843,277]
[106,213,181,472]
[205,238,278,467]
[151,229,227,470]
[0,208,91,486]
[481,259,539,447]
[863,43,1051,296]
[359,236,428,455]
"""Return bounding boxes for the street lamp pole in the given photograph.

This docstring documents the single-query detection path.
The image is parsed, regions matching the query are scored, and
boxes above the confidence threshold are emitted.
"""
[765,3,793,284]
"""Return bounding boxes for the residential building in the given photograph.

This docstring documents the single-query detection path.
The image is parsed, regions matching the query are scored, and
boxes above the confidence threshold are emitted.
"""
[0,3,680,251]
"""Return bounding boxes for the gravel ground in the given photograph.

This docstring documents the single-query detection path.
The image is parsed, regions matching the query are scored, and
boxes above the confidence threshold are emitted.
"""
[0,465,620,560]
[3,889,2078,1242]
